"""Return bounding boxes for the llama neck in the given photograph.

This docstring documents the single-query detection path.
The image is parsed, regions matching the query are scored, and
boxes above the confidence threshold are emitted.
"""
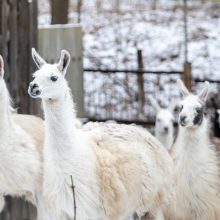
[156,127,174,150]
[42,88,78,156]
[174,118,210,155]
[0,81,12,133]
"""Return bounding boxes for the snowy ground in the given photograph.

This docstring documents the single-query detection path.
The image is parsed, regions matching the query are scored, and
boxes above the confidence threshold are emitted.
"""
[39,0,220,80]
[38,0,220,122]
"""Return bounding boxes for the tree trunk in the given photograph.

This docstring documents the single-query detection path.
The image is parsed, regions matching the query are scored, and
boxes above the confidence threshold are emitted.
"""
[96,0,102,13]
[51,0,69,24]
[113,0,120,13]
[151,0,157,10]
[77,0,83,23]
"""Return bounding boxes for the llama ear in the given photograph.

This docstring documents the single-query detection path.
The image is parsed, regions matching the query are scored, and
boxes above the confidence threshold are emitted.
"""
[149,95,161,112]
[177,79,190,97]
[0,55,4,77]
[57,50,70,75]
[32,48,46,69]
[198,81,209,103]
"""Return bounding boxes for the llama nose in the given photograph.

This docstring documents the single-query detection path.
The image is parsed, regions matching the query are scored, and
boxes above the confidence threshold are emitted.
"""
[30,83,38,89]
[29,82,41,97]
[164,126,169,133]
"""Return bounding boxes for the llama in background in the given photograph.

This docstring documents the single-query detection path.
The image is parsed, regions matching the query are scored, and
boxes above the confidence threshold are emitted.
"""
[149,96,174,151]
[0,55,52,219]
[170,79,220,220]
[29,48,174,220]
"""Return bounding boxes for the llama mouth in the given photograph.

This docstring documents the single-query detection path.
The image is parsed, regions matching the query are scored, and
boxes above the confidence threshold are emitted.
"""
[163,130,169,135]
[160,129,169,135]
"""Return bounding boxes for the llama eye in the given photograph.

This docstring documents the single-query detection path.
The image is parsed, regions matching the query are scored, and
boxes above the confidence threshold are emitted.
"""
[196,108,202,113]
[50,76,58,82]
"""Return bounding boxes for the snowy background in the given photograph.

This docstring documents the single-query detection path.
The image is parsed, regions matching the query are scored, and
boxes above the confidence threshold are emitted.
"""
[38,0,220,122]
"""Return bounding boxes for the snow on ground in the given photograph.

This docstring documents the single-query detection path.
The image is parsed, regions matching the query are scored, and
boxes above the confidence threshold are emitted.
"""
[39,0,220,80]
[38,0,220,122]
[80,1,220,81]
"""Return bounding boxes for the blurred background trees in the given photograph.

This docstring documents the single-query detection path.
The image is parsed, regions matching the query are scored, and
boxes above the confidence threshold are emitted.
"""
[51,0,69,24]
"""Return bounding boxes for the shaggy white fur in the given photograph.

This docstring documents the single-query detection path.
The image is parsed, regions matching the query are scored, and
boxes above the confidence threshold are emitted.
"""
[29,49,174,220]
[0,55,52,219]
[149,96,174,150]
[170,80,220,220]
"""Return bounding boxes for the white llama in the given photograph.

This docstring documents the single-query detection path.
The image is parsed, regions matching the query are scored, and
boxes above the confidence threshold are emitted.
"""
[0,55,52,219]
[170,79,220,220]
[149,96,174,150]
[29,48,174,220]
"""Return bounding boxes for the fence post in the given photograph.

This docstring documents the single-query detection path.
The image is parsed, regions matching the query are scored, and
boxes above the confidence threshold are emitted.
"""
[183,62,192,91]
[0,0,38,115]
[137,49,145,114]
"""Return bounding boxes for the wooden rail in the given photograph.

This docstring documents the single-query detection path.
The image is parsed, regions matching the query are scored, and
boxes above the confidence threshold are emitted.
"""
[194,78,220,84]
[84,68,183,75]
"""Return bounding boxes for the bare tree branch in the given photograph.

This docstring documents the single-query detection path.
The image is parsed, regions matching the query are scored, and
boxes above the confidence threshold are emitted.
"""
[71,175,77,220]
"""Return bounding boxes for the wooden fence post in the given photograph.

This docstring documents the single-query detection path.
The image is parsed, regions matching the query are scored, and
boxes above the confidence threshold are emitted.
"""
[0,0,38,219]
[183,62,192,91]
[0,0,38,115]
[137,49,145,114]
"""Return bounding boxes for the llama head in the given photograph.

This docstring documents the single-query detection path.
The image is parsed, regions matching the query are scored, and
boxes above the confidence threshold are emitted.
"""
[28,48,70,100]
[149,95,174,135]
[177,79,209,128]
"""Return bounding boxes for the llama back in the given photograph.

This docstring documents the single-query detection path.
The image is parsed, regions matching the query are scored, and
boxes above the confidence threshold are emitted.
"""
[12,114,44,155]
[84,122,175,218]
[0,117,42,200]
